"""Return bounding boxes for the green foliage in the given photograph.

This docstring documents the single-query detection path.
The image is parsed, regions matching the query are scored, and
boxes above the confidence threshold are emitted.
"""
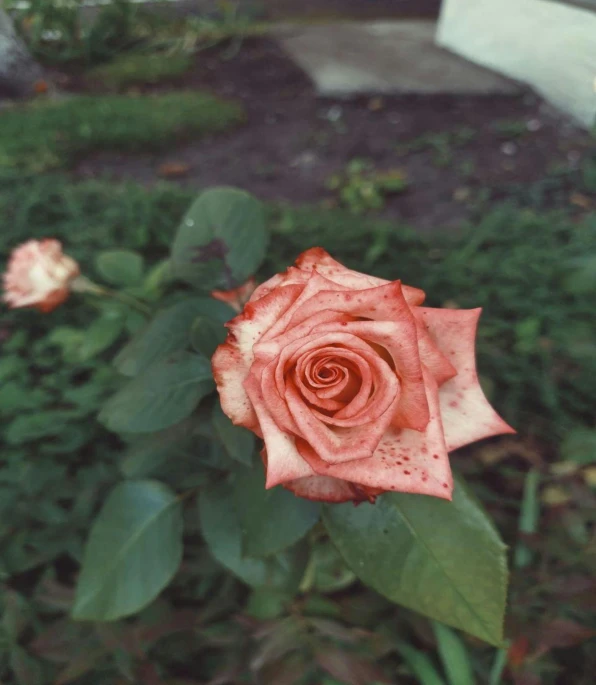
[198,480,309,592]
[2,173,595,683]
[323,481,508,645]
[9,0,151,65]
[87,51,193,90]
[396,127,476,167]
[171,187,268,289]
[491,119,528,139]
[95,250,144,287]
[326,159,408,214]
[432,622,476,685]
[0,93,244,175]
[561,428,596,464]
[72,480,183,620]
[212,402,255,466]
[100,350,215,433]
[231,465,320,557]
[114,298,233,377]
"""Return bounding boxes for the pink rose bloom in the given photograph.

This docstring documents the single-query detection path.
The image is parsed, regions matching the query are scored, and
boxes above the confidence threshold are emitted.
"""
[3,239,80,313]
[212,248,514,503]
[212,278,258,313]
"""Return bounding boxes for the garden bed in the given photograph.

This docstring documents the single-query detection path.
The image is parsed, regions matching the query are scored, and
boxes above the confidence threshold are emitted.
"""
[47,37,595,231]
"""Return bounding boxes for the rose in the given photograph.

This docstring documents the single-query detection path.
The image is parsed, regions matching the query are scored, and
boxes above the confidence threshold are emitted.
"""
[3,239,80,313]
[212,248,514,503]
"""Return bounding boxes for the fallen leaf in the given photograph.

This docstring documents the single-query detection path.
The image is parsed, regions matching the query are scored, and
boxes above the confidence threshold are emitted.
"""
[541,485,571,506]
[536,618,595,652]
[508,635,530,668]
[570,192,592,210]
[582,466,596,487]
[368,97,384,111]
[33,80,49,94]
[315,647,390,685]
[549,461,579,477]
[158,162,191,178]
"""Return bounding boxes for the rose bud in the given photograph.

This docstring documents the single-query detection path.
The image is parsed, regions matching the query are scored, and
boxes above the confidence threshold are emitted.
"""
[212,277,258,313]
[3,239,80,313]
[212,248,514,504]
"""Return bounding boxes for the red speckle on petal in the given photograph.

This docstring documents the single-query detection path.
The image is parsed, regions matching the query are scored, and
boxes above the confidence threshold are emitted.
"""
[442,483,449,488]
[449,400,458,408]
[433,454,439,459]
[404,470,411,475]
[403,456,410,461]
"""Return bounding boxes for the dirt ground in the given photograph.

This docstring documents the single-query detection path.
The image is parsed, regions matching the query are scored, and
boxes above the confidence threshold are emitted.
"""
[73,38,593,232]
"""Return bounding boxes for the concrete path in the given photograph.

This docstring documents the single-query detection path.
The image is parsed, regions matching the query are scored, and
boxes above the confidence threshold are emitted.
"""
[276,21,520,96]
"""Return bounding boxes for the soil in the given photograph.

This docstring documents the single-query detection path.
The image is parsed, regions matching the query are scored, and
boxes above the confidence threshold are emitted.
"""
[71,38,593,232]
[255,0,442,20]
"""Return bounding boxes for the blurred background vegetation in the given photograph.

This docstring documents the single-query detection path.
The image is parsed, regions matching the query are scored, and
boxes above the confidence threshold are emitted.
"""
[1,1,596,684]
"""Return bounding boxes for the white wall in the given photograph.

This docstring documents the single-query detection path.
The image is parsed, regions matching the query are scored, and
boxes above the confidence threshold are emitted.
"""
[437,0,596,128]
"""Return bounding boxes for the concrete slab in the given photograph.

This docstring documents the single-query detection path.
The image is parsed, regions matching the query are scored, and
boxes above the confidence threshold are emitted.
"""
[437,0,596,128]
[276,21,521,96]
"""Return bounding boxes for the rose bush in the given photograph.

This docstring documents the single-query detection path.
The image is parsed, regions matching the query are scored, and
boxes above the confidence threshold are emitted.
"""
[2,188,512,654]
[213,247,514,503]
[2,238,80,312]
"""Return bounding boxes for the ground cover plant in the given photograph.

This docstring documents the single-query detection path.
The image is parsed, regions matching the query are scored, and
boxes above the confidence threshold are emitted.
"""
[0,92,244,176]
[1,172,595,685]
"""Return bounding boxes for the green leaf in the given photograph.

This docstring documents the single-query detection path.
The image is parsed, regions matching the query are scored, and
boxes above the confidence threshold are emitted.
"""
[395,641,446,685]
[561,428,596,465]
[72,480,183,621]
[114,298,233,377]
[323,480,508,645]
[245,588,289,619]
[100,351,214,434]
[232,465,320,557]
[96,250,144,286]
[6,411,71,445]
[120,419,195,478]
[77,315,123,361]
[432,622,475,685]
[513,469,540,569]
[198,480,308,591]
[171,187,268,289]
[212,401,255,466]
[190,315,228,357]
[10,646,43,685]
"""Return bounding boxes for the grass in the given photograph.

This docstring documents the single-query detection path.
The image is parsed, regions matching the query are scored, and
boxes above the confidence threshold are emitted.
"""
[86,51,194,90]
[0,92,244,175]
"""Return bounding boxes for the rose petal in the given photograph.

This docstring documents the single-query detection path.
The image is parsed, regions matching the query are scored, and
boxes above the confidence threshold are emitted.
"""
[308,313,431,431]
[298,369,453,499]
[414,314,457,386]
[212,277,257,313]
[282,474,363,503]
[287,375,400,465]
[259,273,347,343]
[416,307,516,450]
[212,284,303,428]
[244,374,314,488]
[294,247,426,306]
